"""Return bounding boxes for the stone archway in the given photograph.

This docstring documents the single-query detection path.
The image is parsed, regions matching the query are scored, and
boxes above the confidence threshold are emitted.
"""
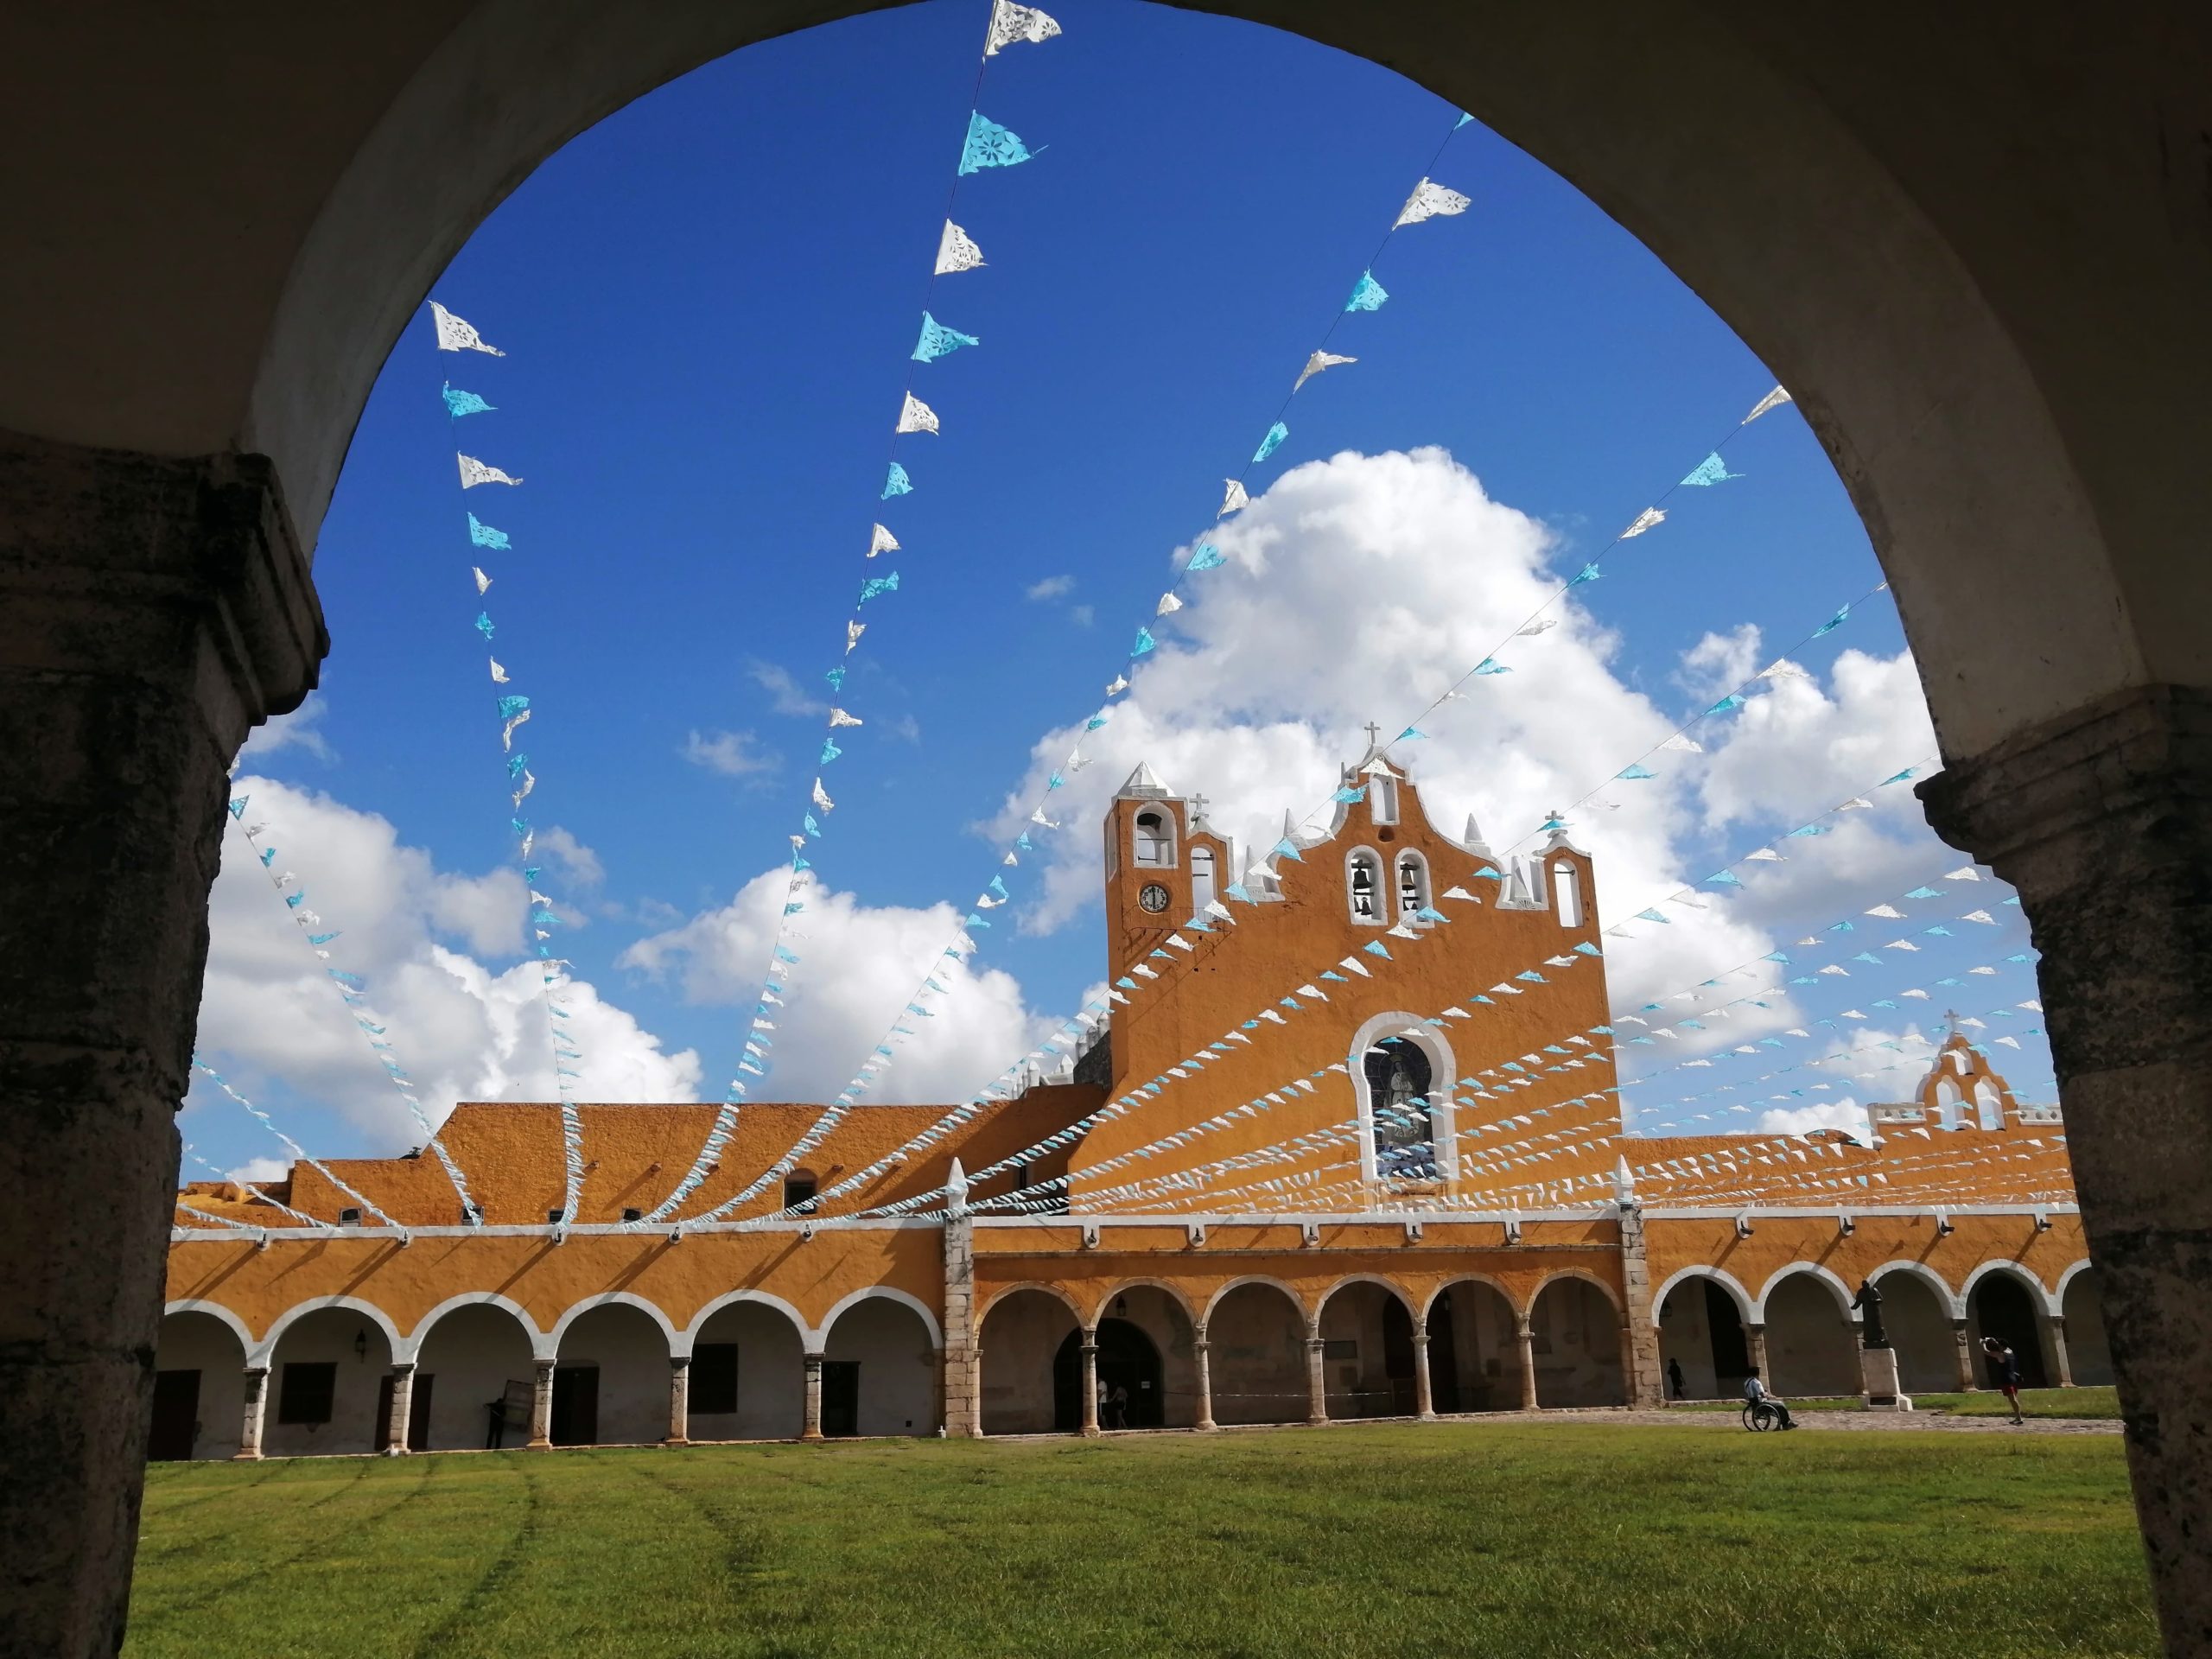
[410,1301,537,1452]
[1204,1281,1312,1427]
[1761,1274,1859,1398]
[552,1302,671,1446]
[1528,1277,1626,1408]
[2063,1268,2114,1389]
[978,1288,1082,1437]
[821,1294,938,1438]
[1870,1269,1959,1397]
[1093,1285,1201,1428]
[1967,1269,2052,1390]
[1656,1274,1753,1402]
[262,1306,394,1458]
[687,1299,807,1441]
[7,6,2212,1649]
[149,1311,248,1462]
[1315,1280,1420,1421]
[1427,1280,1520,1413]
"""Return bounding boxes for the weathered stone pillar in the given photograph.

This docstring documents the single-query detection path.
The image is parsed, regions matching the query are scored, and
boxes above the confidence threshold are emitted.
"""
[383,1363,416,1453]
[235,1366,269,1461]
[1745,1322,1770,1384]
[1304,1336,1329,1425]
[1615,1198,1665,1407]
[1516,1319,1539,1411]
[528,1359,556,1449]
[664,1356,690,1446]
[801,1354,825,1442]
[940,1205,978,1437]
[1920,685,2212,1652]
[0,431,325,1657]
[1192,1334,1217,1431]
[1079,1339,1101,1437]
[1951,1319,1980,1391]
[1412,1332,1435,1420]
[2049,1315,2075,1389]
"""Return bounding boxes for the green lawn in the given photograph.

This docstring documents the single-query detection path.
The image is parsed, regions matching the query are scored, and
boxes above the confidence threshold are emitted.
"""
[1675,1386,2123,1419]
[126,1422,2156,1658]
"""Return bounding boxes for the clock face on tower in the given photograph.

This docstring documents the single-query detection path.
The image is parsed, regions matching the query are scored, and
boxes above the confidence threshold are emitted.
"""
[1138,882,1172,914]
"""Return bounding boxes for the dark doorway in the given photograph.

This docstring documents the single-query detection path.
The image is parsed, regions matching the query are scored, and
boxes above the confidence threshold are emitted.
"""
[149,1370,200,1462]
[1428,1300,1461,1414]
[1052,1319,1163,1431]
[1974,1275,2050,1388]
[550,1365,600,1445]
[375,1373,434,1451]
[1381,1296,1418,1415]
[821,1360,861,1437]
[1705,1281,1751,1386]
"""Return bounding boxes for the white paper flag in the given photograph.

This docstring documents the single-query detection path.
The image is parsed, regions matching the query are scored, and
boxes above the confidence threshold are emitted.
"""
[828,708,864,728]
[457,454,523,489]
[489,658,508,683]
[1294,350,1357,392]
[1743,385,1793,424]
[984,0,1061,54]
[936,220,986,275]
[897,392,939,435]
[1659,734,1703,753]
[473,566,491,594]
[846,620,866,652]
[812,778,835,812]
[868,524,899,557]
[1395,178,1471,229]
[1218,480,1249,518]
[1621,506,1666,538]
[1156,592,1183,615]
[429,301,505,356]
[1105,674,1128,696]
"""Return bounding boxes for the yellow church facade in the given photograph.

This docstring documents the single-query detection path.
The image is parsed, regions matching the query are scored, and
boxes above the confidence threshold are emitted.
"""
[158,756,2102,1458]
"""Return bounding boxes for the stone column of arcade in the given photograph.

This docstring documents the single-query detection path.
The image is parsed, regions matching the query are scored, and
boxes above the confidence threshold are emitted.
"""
[1079,1338,1102,1438]
[664,1356,690,1446]
[1515,1319,1538,1411]
[1303,1336,1329,1426]
[384,1363,416,1453]
[236,1366,270,1461]
[1745,1323,1770,1384]
[2049,1316,2075,1389]
[1413,1331,1435,1421]
[1950,1319,1979,1391]
[0,432,326,1658]
[1192,1334,1217,1432]
[1923,689,2212,1648]
[801,1354,825,1442]
[529,1359,556,1449]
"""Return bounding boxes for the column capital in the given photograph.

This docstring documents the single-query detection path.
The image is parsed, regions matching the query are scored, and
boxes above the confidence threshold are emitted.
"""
[534,1357,556,1376]
[243,1363,270,1381]
[388,1359,416,1376]
[803,1351,825,1368]
[669,1354,691,1370]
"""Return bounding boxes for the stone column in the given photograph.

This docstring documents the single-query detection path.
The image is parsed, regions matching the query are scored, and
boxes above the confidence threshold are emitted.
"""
[1079,1339,1101,1437]
[801,1354,825,1442]
[1745,1322,1770,1384]
[235,1366,269,1461]
[0,434,325,1657]
[2048,1315,2075,1389]
[1304,1336,1329,1426]
[940,1208,978,1437]
[1413,1332,1435,1421]
[1516,1319,1539,1411]
[664,1356,690,1446]
[963,1347,984,1440]
[528,1360,556,1449]
[383,1363,416,1453]
[1614,1200,1665,1406]
[1193,1334,1217,1431]
[1919,685,2212,1651]
[1951,1319,1979,1391]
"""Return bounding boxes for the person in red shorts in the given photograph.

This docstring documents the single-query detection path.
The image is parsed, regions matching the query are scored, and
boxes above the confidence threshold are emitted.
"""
[1981,1336,2025,1424]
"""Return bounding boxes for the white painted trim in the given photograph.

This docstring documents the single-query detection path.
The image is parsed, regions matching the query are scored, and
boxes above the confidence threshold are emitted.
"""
[1638,1204,2075,1221]
[404,1292,546,1363]
[683,1287,811,1352]
[168,1216,946,1245]
[1419,1273,1522,1324]
[1528,1267,1625,1323]
[817,1285,943,1351]
[1751,1262,1859,1323]
[550,1291,682,1358]
[253,1295,404,1368]
[1390,849,1433,924]
[976,1282,1086,1332]
[1866,1259,1964,1320]
[1090,1277,1203,1330]
[1313,1272,1418,1334]
[1344,846,1387,927]
[1961,1258,2060,1317]
[1648,1264,1755,1328]
[1346,1010,1458,1192]
[971,1207,1603,1228]
[2053,1258,2099,1307]
[162,1299,254,1357]
[1201,1274,1311,1328]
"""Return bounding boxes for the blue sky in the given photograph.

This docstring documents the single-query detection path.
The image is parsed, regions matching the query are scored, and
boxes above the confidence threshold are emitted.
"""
[188,0,2051,1179]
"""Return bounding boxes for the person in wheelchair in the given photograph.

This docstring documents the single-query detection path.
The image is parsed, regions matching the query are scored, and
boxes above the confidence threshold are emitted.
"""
[1743,1366,1796,1429]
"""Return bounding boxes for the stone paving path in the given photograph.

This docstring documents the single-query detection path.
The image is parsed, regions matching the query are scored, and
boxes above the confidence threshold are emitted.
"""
[1519,1407,2121,1435]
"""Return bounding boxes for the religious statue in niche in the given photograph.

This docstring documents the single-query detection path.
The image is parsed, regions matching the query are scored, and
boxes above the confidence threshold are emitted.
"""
[1851,1278,1888,1350]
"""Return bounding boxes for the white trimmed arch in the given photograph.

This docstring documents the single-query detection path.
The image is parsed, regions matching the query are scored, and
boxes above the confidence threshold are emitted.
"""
[1421,1272,1522,1326]
[1529,1268,1626,1325]
[1090,1278,1202,1330]
[1648,1265,1755,1329]
[1867,1259,1964,1320]
[404,1291,545,1362]
[1347,1009,1459,1186]
[550,1291,683,1357]
[1313,1273,1419,1336]
[1962,1259,2060,1317]
[819,1285,942,1351]
[978,1281,1086,1333]
[2053,1258,2099,1305]
[1201,1274,1311,1330]
[162,1298,254,1356]
[1751,1262,1859,1323]
[252,1295,402,1367]
[681,1287,810,1353]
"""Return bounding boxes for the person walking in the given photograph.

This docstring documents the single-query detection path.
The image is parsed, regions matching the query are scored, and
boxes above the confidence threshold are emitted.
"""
[1981,1336,2025,1424]
[1744,1366,1796,1429]
[1667,1357,1686,1402]
[1107,1382,1129,1431]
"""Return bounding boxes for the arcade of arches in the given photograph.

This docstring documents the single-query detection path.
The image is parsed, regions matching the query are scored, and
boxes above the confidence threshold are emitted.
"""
[5,4,2210,1656]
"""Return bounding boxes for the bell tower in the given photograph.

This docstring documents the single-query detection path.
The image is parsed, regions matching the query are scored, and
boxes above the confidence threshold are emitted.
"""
[1102,763,1224,984]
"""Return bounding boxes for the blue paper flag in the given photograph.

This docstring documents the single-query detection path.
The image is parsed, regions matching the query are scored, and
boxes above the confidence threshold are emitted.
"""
[1680,453,1744,486]
[912,311,980,362]
[474,612,495,641]
[1253,422,1288,464]
[803,814,821,838]
[1474,658,1511,675]
[1185,542,1225,572]
[443,384,495,419]
[1455,111,1473,129]
[1813,604,1851,637]
[1707,869,1744,887]
[1132,626,1157,657]
[1363,940,1392,958]
[496,695,530,719]
[1569,563,1602,586]
[958,111,1035,175]
[1708,692,1745,715]
[1618,762,1657,780]
[1273,837,1303,862]
[1332,786,1363,804]
[859,571,900,604]
[883,461,912,499]
[466,512,510,551]
[1345,270,1389,312]
[821,739,842,763]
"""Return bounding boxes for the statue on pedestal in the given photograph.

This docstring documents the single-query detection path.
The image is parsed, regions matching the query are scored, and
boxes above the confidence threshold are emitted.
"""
[1852,1278,1889,1350]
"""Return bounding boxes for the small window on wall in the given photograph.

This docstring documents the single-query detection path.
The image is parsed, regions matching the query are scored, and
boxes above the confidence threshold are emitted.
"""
[1347,850,1383,924]
[1191,848,1217,912]
[783,1174,818,1213]
[277,1362,337,1426]
[1369,775,1399,825]
[1395,852,1430,918]
[1552,861,1583,929]
[1365,1039,1437,1181]
[1134,809,1174,868]
[691,1343,739,1414]
[1974,1081,2005,1130]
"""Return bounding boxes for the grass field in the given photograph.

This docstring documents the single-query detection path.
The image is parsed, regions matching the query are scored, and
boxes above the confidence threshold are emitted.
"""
[126,1421,2157,1658]
[1675,1386,2123,1419]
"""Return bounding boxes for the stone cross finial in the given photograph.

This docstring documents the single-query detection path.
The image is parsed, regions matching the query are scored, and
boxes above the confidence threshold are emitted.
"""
[1363,721,1383,749]
[1188,792,1209,822]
